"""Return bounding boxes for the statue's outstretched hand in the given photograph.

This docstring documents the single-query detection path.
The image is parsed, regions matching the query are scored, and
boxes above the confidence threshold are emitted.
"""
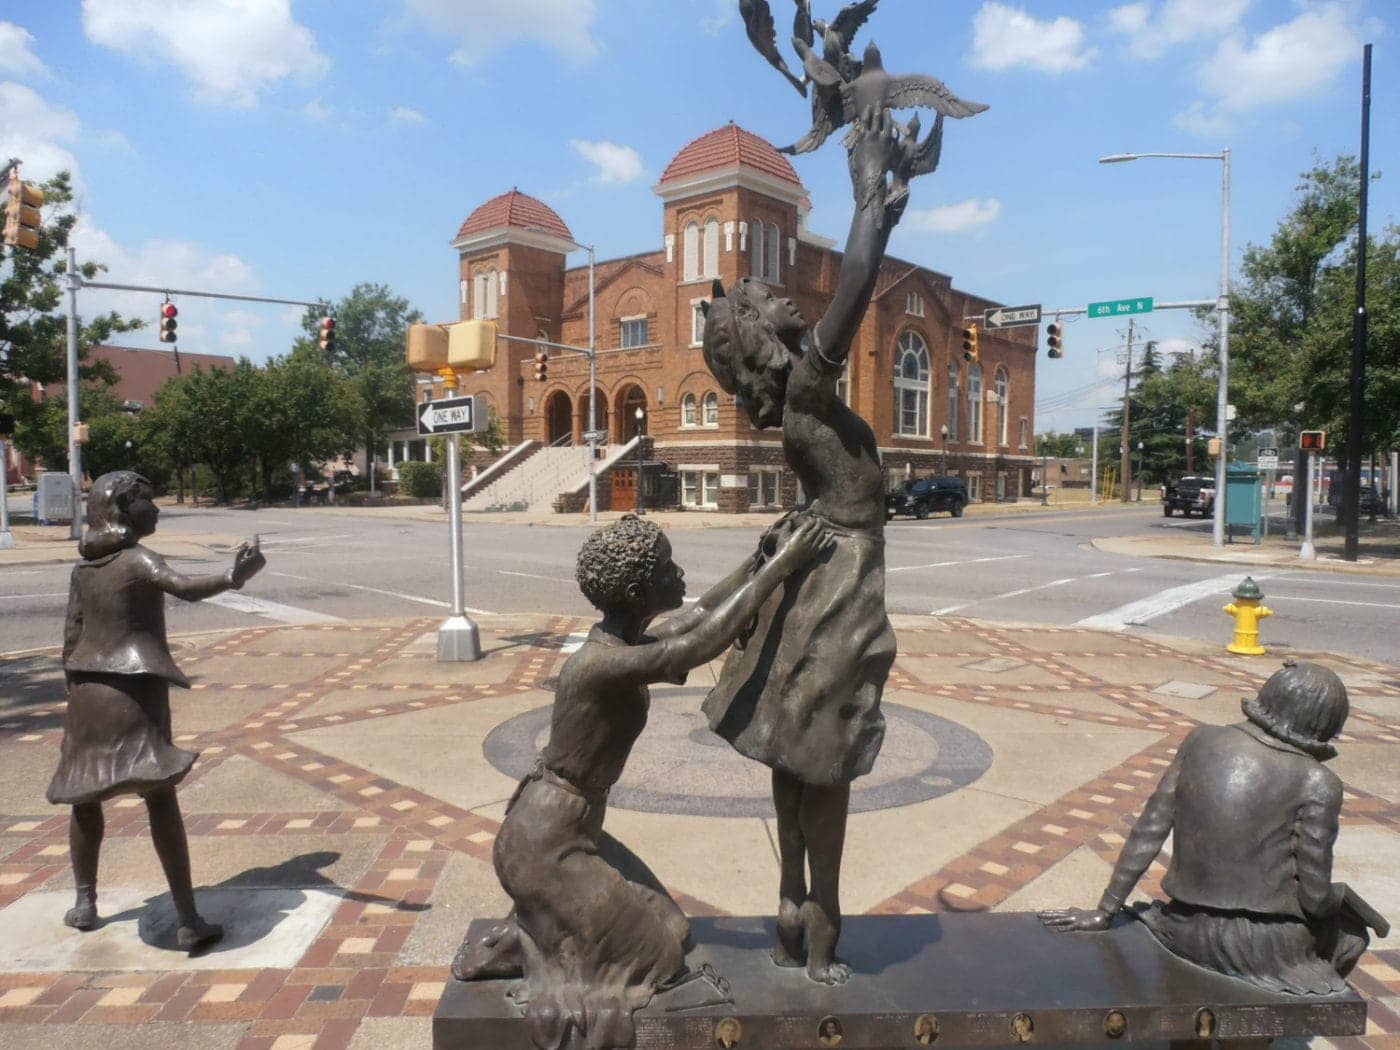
[230,536,266,589]
[1038,907,1112,933]
[847,105,901,211]
[773,519,834,572]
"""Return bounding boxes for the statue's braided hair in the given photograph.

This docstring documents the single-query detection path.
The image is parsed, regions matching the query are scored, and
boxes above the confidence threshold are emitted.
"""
[575,514,665,614]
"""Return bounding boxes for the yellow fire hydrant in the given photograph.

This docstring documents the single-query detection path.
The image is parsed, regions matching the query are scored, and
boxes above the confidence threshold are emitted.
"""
[1224,576,1273,655]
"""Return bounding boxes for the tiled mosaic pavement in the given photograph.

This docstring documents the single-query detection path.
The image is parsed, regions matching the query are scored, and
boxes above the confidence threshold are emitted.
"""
[1,614,1398,1049]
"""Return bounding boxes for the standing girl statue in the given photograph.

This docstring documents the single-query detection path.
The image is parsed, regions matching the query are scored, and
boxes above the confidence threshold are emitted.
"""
[699,107,931,985]
[47,470,264,950]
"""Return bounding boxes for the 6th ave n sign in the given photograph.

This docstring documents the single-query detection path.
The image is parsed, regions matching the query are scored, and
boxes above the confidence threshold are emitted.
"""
[417,395,476,436]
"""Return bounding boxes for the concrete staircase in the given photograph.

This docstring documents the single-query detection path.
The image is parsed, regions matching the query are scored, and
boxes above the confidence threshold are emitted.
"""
[462,443,625,513]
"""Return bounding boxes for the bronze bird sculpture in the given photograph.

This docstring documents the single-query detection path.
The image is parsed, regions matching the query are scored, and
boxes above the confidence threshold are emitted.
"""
[739,0,808,97]
[814,0,878,79]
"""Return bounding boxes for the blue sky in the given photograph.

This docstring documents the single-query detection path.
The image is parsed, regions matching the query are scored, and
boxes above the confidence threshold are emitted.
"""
[3,0,1395,432]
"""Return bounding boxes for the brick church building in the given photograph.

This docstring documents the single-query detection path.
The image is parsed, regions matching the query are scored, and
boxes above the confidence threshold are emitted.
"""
[411,122,1038,512]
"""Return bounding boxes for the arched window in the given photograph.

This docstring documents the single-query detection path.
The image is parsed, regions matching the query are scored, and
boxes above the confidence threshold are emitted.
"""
[750,218,765,280]
[995,366,1009,446]
[703,219,720,278]
[681,393,697,427]
[766,222,781,283]
[682,222,700,282]
[968,362,984,444]
[484,269,499,319]
[947,361,959,441]
[893,331,930,437]
[703,391,719,426]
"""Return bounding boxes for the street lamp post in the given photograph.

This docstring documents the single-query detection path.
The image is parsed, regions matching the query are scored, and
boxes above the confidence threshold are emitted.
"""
[940,423,949,475]
[634,406,645,515]
[1136,441,1145,501]
[1040,438,1049,506]
[1100,149,1230,545]
[125,439,134,468]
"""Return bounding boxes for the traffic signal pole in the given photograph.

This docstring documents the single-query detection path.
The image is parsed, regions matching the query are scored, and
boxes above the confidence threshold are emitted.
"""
[57,252,327,535]
[1343,43,1372,562]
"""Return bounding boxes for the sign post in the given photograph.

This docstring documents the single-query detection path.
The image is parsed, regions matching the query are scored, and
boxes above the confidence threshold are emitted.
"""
[433,390,480,662]
[0,438,13,550]
[1298,432,1325,561]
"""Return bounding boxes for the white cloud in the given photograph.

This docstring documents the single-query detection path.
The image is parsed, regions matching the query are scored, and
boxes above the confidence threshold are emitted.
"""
[1173,3,1361,134]
[0,20,47,79]
[699,0,733,35]
[903,198,1002,233]
[402,0,599,66]
[1201,4,1360,110]
[301,98,331,120]
[0,81,81,183]
[390,105,427,124]
[570,139,644,184]
[81,0,330,108]
[70,217,286,359]
[1109,0,1253,60]
[969,3,1095,74]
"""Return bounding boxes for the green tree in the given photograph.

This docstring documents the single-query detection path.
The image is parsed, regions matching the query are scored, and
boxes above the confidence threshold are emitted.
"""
[244,346,364,500]
[1,170,140,471]
[298,283,421,481]
[145,363,257,503]
[1226,155,1399,455]
[1035,430,1085,457]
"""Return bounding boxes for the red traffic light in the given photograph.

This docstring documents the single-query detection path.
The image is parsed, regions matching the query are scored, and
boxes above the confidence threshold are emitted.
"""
[161,302,178,319]
[159,301,178,343]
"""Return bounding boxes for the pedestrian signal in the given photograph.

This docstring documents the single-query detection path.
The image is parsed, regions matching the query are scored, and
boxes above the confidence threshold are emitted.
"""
[1299,430,1326,451]
[159,302,178,343]
[961,323,979,363]
[1046,321,1064,359]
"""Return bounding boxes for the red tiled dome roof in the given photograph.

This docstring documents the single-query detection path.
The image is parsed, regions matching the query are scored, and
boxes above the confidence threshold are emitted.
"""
[456,189,572,241]
[658,123,802,187]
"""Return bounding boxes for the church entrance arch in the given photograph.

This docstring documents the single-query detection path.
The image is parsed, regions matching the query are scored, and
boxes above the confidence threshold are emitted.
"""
[545,390,573,445]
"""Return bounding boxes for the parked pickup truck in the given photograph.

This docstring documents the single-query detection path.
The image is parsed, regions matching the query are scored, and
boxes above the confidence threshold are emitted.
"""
[886,475,968,520]
[1161,476,1216,517]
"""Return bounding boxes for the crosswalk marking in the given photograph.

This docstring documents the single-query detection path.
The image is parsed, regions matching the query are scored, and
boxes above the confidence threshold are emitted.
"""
[1074,573,1256,632]
[206,592,344,625]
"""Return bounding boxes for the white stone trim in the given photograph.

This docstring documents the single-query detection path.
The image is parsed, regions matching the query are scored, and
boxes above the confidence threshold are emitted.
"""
[498,271,508,297]
[664,233,675,263]
[788,236,797,267]
[719,474,746,488]
[677,463,721,472]
[738,221,748,252]
[723,220,735,252]
[451,227,575,256]
[654,166,807,207]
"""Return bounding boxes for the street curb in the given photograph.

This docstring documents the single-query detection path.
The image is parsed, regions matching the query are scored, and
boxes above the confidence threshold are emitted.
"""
[1090,538,1400,578]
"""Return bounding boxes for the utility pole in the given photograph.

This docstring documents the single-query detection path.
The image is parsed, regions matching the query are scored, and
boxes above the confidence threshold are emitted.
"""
[1119,318,1134,502]
[65,245,82,538]
[1090,425,1099,504]
[1343,42,1372,562]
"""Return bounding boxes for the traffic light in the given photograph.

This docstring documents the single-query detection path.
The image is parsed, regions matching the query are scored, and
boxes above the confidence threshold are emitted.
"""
[960,322,979,363]
[1300,430,1326,451]
[533,348,548,382]
[3,169,44,251]
[1045,321,1064,359]
[159,302,178,343]
[318,316,336,352]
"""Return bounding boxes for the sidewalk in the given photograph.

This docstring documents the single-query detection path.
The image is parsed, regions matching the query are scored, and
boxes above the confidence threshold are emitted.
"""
[1,613,1397,1049]
[0,523,246,568]
[1095,514,1400,577]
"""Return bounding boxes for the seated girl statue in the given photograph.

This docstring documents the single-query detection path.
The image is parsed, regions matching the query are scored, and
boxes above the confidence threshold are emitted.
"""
[453,513,831,1050]
[1042,659,1388,995]
[47,471,264,950]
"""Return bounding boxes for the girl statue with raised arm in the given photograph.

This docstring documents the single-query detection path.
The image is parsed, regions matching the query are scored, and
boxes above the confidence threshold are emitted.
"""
[699,106,922,985]
[47,471,264,950]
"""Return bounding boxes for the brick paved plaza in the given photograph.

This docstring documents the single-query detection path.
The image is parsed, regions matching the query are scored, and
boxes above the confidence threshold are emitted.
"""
[2,615,1398,1049]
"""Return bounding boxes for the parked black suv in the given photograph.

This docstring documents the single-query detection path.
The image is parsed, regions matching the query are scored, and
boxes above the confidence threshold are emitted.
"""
[886,476,968,520]
[1161,476,1216,517]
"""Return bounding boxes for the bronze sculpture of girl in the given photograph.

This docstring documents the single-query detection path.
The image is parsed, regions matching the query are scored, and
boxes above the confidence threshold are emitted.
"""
[47,471,265,951]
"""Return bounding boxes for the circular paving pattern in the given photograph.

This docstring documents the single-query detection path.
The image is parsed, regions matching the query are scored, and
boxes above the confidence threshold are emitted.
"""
[482,686,992,818]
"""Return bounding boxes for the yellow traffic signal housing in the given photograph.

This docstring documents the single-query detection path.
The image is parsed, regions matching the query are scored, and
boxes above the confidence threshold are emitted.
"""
[533,348,548,382]
[4,170,45,251]
[318,316,336,352]
[960,323,979,363]
[406,324,450,372]
[1045,321,1064,359]
[448,320,498,372]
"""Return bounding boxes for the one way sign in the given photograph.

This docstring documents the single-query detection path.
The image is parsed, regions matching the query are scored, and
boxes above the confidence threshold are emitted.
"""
[417,395,476,436]
[983,304,1041,330]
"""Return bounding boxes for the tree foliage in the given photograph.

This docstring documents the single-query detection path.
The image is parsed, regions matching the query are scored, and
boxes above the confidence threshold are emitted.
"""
[297,283,420,477]
[1,170,141,470]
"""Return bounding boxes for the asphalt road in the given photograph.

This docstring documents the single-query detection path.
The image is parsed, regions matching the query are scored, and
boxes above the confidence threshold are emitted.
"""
[3,504,1398,666]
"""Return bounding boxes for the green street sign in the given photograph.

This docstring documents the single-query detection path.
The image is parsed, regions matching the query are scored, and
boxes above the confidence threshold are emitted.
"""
[1088,296,1154,319]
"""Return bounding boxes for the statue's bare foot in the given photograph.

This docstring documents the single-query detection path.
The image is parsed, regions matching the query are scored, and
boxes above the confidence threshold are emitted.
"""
[772,899,805,967]
[452,920,524,981]
[63,900,98,931]
[806,958,852,985]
